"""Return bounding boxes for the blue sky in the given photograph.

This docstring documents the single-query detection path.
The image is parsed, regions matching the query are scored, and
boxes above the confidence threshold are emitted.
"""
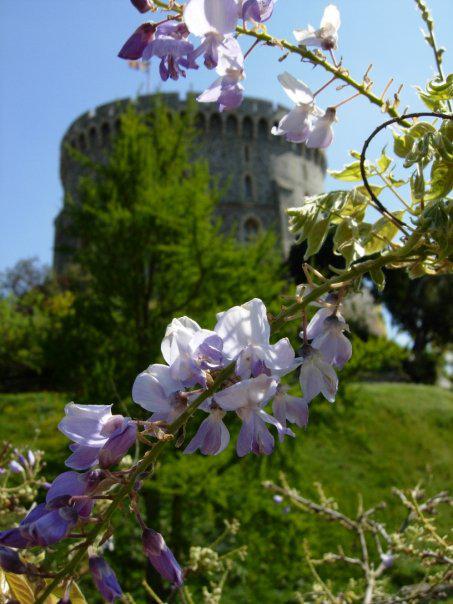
[0,0,451,274]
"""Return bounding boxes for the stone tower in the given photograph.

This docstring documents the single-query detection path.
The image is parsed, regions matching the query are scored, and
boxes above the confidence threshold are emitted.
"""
[54,93,326,273]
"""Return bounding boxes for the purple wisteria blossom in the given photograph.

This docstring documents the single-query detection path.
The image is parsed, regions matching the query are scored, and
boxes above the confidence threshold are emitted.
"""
[142,22,197,81]
[118,23,156,60]
[215,298,295,379]
[89,556,123,603]
[272,385,309,431]
[184,401,230,455]
[310,314,352,368]
[46,470,104,518]
[161,317,224,388]
[271,72,321,143]
[298,345,338,404]
[293,4,341,51]
[214,374,286,456]
[0,504,78,549]
[242,0,276,23]
[132,363,187,423]
[184,0,238,69]
[142,528,184,586]
[197,36,245,111]
[59,404,136,470]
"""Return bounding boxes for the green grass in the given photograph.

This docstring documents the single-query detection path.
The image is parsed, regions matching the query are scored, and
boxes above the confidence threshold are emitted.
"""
[1,383,452,602]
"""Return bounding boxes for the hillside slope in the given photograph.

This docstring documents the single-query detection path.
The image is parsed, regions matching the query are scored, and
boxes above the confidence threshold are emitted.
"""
[0,383,451,602]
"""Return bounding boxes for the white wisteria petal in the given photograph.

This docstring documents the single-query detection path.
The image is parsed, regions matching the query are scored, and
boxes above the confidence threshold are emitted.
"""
[321,4,341,32]
[132,364,182,412]
[215,298,270,359]
[184,0,238,37]
[277,72,313,106]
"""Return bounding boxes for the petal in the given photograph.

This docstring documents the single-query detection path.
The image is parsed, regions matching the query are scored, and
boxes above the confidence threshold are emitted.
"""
[320,4,340,32]
[197,76,223,103]
[299,361,323,404]
[65,444,101,470]
[277,71,314,105]
[184,0,238,36]
[118,23,155,60]
[262,338,295,375]
[284,395,309,427]
[236,416,255,457]
[132,364,181,412]
[318,359,338,402]
[306,116,334,149]
[161,317,201,364]
[257,409,286,442]
[215,298,270,359]
[214,375,277,411]
[216,36,244,74]
[46,471,87,507]
[271,106,311,143]
[58,403,112,447]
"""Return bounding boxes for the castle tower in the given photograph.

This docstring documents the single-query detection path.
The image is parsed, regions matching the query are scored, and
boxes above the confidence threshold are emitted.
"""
[54,93,326,273]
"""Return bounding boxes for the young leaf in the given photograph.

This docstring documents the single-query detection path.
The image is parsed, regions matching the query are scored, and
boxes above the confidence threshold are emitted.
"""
[376,152,391,174]
[329,161,366,182]
[369,266,386,291]
[425,160,453,201]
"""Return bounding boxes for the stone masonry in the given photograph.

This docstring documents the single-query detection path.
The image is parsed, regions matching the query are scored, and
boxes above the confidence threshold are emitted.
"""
[53,92,326,273]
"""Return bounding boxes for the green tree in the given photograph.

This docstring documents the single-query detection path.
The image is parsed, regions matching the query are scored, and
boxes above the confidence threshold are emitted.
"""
[59,102,284,400]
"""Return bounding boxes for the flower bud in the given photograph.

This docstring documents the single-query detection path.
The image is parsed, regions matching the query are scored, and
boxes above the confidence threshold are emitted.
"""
[0,546,27,574]
[130,0,151,13]
[89,556,122,603]
[142,528,183,587]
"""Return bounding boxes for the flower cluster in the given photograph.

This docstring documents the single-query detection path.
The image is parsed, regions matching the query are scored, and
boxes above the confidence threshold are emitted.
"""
[0,296,351,601]
[118,1,346,148]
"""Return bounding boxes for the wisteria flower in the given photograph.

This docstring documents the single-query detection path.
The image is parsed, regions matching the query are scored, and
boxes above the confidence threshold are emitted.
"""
[272,72,322,143]
[132,363,187,423]
[214,374,285,456]
[298,345,338,404]
[59,404,136,470]
[142,528,184,586]
[310,315,352,368]
[142,22,197,81]
[161,317,224,387]
[89,556,123,603]
[306,107,337,149]
[46,470,103,518]
[306,306,345,340]
[118,23,156,61]
[215,298,295,379]
[293,4,341,51]
[272,385,309,431]
[197,36,245,111]
[184,401,230,455]
[0,503,78,549]
[242,0,276,23]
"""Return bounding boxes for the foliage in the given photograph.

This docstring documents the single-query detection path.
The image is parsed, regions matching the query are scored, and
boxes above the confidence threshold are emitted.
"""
[0,383,451,602]
[341,335,409,381]
[58,103,283,400]
[266,478,452,603]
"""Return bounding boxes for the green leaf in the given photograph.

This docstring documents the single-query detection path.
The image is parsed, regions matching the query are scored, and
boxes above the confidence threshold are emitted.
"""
[393,132,415,158]
[363,211,405,255]
[304,217,330,258]
[329,161,365,182]
[386,173,406,188]
[416,74,453,110]
[376,152,391,174]
[369,266,386,291]
[408,122,436,139]
[426,160,453,201]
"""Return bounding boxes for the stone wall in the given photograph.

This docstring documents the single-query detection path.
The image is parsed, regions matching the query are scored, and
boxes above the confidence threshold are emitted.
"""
[54,92,326,272]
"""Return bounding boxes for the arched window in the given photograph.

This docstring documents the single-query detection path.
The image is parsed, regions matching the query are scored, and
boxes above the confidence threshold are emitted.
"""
[101,122,110,145]
[243,216,261,241]
[244,174,253,199]
[258,118,268,140]
[209,113,222,135]
[244,145,250,162]
[114,118,121,134]
[88,126,97,147]
[78,132,86,152]
[226,114,238,135]
[242,116,254,139]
